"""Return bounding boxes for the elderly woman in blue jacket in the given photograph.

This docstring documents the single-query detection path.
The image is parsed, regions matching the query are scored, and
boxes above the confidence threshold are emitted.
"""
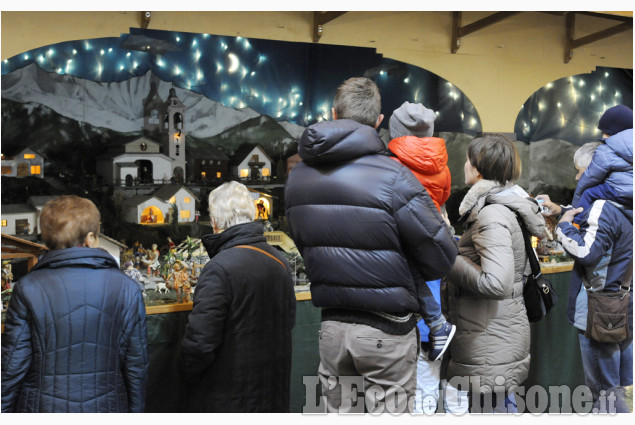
[1,195,149,413]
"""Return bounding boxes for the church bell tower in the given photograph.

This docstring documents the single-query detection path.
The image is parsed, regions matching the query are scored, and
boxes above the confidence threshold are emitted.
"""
[164,87,187,182]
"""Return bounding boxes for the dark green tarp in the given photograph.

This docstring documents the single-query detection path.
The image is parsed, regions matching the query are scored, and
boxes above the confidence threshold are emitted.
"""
[145,271,584,413]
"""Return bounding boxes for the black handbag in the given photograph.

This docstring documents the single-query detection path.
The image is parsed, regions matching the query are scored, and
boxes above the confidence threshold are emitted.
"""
[517,217,559,322]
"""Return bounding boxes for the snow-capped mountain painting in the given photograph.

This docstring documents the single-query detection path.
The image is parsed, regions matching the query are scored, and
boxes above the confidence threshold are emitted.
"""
[1,63,302,141]
[1,62,583,210]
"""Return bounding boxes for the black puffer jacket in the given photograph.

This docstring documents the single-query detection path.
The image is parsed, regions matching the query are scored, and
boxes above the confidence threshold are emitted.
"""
[285,119,458,315]
[1,247,149,413]
[180,222,296,412]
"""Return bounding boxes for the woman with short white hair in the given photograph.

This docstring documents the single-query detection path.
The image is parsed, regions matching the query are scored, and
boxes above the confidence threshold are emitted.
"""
[208,181,257,232]
[180,181,296,412]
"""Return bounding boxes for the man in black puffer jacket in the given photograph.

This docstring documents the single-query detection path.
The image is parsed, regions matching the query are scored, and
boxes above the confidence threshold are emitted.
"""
[285,77,458,413]
[1,196,148,413]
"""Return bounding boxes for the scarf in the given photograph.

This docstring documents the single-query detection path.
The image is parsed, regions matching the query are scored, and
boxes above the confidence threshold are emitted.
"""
[458,179,502,216]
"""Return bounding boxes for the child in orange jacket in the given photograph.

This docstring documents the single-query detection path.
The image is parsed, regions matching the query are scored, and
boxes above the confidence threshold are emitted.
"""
[388,102,456,412]
[388,101,451,212]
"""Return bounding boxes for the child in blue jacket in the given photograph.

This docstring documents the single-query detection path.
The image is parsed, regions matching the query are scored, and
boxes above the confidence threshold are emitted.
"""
[572,105,632,224]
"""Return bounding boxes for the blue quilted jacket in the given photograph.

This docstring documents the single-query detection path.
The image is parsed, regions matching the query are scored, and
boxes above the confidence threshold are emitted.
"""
[285,119,458,315]
[572,128,633,207]
[1,247,149,412]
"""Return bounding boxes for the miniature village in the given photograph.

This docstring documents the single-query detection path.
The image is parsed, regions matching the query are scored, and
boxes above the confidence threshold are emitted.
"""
[1,82,309,315]
[0,71,572,311]
[1,34,595,315]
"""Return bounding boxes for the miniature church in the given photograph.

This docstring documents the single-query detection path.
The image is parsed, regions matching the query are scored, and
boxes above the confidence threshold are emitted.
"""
[96,86,188,186]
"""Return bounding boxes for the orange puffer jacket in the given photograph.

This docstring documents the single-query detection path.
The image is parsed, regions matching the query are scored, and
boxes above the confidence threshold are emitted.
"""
[388,135,451,211]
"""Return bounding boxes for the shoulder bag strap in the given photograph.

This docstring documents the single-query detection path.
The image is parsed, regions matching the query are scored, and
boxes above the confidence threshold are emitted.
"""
[515,216,542,280]
[233,245,289,273]
[482,200,542,280]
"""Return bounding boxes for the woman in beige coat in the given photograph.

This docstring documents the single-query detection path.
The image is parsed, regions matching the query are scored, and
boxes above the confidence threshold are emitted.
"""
[445,134,546,413]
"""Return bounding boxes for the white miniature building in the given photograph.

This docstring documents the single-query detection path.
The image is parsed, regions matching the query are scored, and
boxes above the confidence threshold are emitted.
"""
[1,204,38,235]
[231,144,273,181]
[98,233,128,267]
[1,148,45,179]
[121,184,198,224]
[0,195,58,235]
[248,188,274,220]
[95,87,188,186]
[96,137,174,186]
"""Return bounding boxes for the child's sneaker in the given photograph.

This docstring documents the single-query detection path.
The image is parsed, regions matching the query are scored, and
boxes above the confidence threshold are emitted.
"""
[428,321,456,361]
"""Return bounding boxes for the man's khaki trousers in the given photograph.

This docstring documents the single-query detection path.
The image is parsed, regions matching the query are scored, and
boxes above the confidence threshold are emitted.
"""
[317,320,418,414]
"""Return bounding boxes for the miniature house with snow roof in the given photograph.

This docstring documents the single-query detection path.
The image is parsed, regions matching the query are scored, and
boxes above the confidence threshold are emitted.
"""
[1,148,45,179]
[231,144,273,182]
[0,195,58,235]
[121,184,198,225]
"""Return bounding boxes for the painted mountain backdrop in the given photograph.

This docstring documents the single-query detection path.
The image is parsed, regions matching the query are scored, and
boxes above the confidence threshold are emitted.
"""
[2,62,580,209]
[1,63,304,157]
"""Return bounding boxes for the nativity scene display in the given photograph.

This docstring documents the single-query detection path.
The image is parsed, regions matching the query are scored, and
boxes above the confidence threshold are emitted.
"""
[122,237,205,306]
[1,27,630,311]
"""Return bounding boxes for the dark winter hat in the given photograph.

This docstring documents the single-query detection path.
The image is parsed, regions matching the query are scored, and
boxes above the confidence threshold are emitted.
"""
[598,105,633,137]
[389,101,437,139]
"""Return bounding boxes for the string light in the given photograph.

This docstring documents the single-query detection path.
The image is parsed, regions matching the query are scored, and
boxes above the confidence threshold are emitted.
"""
[1,29,485,133]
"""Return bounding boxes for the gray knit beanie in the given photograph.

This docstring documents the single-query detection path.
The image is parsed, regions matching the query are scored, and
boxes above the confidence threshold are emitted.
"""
[389,101,437,139]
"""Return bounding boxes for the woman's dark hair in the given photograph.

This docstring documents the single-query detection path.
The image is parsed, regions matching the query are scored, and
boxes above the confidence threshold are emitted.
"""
[467,133,521,185]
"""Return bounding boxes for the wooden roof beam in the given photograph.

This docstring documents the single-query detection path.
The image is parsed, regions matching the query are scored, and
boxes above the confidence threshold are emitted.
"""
[313,12,348,43]
[141,11,151,29]
[452,11,522,53]
[578,11,633,22]
[565,12,633,63]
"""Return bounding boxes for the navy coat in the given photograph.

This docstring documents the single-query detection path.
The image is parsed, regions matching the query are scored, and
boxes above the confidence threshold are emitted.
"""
[1,247,149,412]
[180,222,296,412]
[285,119,458,315]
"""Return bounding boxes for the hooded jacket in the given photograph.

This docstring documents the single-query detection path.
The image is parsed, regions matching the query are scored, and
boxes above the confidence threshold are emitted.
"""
[388,135,451,211]
[1,247,149,413]
[285,119,458,323]
[180,222,296,412]
[556,200,633,333]
[446,180,547,392]
[572,128,633,207]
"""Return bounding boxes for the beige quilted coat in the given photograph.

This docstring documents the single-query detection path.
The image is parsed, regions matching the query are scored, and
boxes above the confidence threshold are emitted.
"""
[446,180,547,392]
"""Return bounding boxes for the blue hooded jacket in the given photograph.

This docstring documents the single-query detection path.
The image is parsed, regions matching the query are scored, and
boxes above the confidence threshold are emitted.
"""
[572,129,633,208]
[556,201,633,332]
[1,247,149,412]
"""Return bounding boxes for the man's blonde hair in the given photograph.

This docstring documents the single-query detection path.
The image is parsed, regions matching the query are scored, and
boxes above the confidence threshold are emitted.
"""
[208,181,256,231]
[40,195,100,250]
[333,77,381,127]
